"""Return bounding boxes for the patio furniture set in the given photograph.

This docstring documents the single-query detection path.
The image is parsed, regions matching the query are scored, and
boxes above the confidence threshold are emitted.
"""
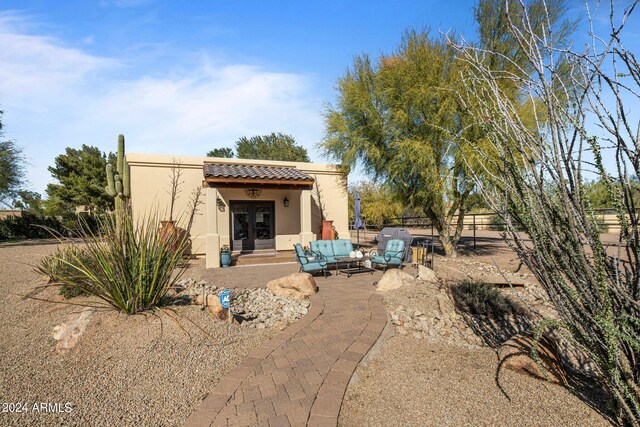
[293,238,406,278]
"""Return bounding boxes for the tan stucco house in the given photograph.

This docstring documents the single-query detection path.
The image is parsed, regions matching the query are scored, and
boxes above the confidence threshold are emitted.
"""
[127,153,348,268]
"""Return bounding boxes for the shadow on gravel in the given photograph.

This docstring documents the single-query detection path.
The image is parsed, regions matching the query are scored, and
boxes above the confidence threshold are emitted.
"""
[456,308,615,425]
[460,312,532,348]
[564,372,614,425]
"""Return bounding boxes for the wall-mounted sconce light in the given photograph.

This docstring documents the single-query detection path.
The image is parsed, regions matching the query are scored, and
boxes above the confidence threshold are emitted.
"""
[283,197,289,207]
[216,196,225,212]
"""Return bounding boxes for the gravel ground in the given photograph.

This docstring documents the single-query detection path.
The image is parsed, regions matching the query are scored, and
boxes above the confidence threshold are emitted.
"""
[340,255,613,427]
[0,244,276,426]
[339,335,612,426]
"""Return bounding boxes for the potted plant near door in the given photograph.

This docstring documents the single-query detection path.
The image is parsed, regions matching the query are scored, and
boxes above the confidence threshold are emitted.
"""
[220,245,232,268]
[313,178,336,240]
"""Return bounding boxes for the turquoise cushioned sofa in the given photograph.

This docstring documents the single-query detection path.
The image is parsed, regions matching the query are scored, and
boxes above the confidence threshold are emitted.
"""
[310,239,354,269]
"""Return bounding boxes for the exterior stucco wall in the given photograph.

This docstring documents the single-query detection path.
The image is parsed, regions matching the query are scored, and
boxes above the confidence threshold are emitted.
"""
[127,153,348,267]
[127,155,207,254]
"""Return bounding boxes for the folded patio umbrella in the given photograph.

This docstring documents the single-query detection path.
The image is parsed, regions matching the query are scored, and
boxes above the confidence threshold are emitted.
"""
[353,193,364,247]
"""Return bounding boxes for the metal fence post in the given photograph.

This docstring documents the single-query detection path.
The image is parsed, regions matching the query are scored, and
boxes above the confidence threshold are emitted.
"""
[473,214,477,249]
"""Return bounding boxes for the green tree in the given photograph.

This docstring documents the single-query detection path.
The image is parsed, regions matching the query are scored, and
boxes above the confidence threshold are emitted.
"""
[323,30,481,256]
[348,182,404,228]
[584,176,640,210]
[206,147,235,158]
[323,1,574,257]
[0,112,25,207]
[13,190,44,214]
[45,145,114,214]
[236,133,310,162]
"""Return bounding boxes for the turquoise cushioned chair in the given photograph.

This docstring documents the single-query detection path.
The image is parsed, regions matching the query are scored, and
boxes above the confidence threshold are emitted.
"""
[294,243,328,277]
[370,239,405,271]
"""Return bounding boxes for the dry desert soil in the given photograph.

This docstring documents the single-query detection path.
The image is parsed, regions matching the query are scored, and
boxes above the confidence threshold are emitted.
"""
[1,238,615,427]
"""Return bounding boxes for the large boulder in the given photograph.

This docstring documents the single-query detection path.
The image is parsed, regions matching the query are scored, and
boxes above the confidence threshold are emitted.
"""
[376,269,415,292]
[497,334,567,385]
[196,294,229,320]
[267,273,318,300]
[417,265,438,284]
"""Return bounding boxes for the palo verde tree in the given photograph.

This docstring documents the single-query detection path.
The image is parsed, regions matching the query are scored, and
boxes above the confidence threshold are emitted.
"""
[348,182,404,228]
[0,111,25,208]
[323,30,482,256]
[455,1,640,424]
[323,0,574,257]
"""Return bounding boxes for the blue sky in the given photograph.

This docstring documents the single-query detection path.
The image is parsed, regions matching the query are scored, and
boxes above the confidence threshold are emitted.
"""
[0,0,635,197]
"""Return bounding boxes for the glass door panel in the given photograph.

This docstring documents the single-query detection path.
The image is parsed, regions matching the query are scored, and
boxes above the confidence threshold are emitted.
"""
[231,204,252,251]
[230,201,275,251]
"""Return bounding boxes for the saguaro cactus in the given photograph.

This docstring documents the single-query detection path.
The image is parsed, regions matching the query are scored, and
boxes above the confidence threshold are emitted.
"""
[105,134,131,230]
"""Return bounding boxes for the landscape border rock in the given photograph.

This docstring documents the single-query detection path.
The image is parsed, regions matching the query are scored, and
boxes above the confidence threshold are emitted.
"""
[376,269,415,292]
[497,334,567,385]
[177,278,310,329]
[195,294,229,320]
[266,272,318,300]
[52,307,95,354]
[417,265,438,284]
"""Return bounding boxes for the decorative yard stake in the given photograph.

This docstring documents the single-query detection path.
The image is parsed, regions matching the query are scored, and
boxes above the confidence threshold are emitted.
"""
[105,134,131,232]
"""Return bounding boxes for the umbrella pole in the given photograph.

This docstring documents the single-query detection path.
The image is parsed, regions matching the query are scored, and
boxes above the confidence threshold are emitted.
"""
[356,228,360,248]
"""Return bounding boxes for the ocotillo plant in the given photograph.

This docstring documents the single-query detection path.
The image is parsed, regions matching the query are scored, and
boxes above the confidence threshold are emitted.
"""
[105,134,131,231]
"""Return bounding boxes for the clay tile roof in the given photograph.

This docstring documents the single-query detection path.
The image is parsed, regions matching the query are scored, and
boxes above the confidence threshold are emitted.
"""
[203,163,314,183]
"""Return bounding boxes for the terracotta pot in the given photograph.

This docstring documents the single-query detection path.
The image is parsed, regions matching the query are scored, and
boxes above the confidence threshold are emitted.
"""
[321,220,334,240]
[159,220,180,253]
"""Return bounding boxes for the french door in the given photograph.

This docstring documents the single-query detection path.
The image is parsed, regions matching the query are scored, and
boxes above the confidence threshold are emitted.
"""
[230,201,275,251]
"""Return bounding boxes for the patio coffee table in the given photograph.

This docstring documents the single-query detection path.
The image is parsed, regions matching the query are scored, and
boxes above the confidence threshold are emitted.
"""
[335,256,375,278]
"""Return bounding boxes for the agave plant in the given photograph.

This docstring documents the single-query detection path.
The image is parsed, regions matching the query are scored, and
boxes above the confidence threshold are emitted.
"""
[41,211,190,314]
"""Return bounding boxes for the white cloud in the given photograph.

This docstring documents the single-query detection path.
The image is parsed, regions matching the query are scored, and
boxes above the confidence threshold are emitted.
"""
[0,12,325,196]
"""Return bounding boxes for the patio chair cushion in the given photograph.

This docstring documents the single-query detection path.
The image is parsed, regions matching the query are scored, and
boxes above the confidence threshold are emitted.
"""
[310,239,353,264]
[299,260,327,273]
[331,239,353,258]
[384,239,405,259]
[371,255,402,266]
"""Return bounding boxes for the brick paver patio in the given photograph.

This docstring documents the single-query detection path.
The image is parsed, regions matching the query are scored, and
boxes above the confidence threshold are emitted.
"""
[185,269,387,427]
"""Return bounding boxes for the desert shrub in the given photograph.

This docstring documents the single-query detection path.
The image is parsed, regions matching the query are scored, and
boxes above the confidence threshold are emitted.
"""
[450,281,524,318]
[0,213,65,240]
[0,212,104,241]
[455,3,640,421]
[38,246,95,299]
[38,212,190,314]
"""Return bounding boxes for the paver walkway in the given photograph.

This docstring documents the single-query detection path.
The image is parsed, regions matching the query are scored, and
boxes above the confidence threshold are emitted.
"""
[185,272,387,427]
